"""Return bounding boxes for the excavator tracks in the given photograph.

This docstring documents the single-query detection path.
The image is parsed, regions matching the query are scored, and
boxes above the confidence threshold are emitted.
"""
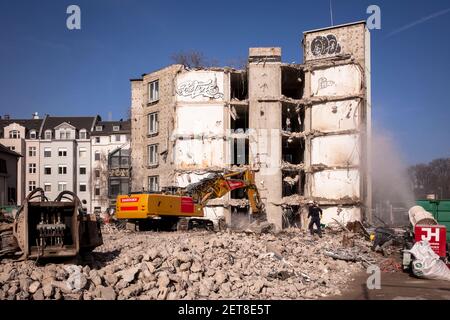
[177,218,214,232]
[176,218,189,232]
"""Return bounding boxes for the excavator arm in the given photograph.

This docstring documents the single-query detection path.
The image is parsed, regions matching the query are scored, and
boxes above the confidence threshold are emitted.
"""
[185,169,264,214]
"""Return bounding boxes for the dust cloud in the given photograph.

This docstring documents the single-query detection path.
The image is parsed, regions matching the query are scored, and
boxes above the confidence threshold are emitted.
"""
[371,131,415,224]
[229,211,257,230]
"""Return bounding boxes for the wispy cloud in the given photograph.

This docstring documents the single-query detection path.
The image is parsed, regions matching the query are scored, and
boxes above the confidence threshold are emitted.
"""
[386,7,450,38]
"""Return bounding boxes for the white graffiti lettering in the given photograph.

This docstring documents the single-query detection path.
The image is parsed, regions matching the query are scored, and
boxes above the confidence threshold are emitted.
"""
[176,79,224,99]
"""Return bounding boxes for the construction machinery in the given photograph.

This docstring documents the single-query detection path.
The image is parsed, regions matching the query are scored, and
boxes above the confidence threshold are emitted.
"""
[116,169,264,231]
[0,188,103,261]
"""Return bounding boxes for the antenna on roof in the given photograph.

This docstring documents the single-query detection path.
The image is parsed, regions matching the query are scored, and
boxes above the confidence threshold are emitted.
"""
[108,112,112,121]
[329,0,334,26]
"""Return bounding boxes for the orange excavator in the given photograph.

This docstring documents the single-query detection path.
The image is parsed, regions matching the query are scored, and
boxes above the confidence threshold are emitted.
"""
[116,169,264,231]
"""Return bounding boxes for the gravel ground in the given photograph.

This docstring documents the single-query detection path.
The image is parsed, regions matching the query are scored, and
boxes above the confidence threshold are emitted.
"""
[0,226,379,300]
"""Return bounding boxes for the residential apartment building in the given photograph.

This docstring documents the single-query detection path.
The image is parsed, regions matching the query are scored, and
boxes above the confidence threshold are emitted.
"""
[0,114,43,205]
[130,21,371,230]
[0,114,131,212]
[91,120,130,213]
[39,116,98,209]
[0,143,21,206]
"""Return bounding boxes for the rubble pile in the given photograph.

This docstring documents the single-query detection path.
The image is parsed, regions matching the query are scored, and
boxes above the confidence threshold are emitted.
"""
[0,228,379,300]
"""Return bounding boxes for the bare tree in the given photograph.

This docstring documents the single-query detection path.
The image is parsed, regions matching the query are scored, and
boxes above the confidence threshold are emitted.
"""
[171,50,209,68]
[170,51,247,70]
[408,158,450,199]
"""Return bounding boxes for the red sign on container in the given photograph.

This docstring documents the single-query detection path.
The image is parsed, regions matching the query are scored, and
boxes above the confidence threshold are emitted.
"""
[414,225,447,257]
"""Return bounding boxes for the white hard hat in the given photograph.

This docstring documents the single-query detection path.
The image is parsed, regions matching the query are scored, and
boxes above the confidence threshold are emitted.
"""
[307,200,314,204]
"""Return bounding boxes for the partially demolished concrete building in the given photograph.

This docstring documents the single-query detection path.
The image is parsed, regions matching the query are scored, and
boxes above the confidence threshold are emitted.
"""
[130,21,371,230]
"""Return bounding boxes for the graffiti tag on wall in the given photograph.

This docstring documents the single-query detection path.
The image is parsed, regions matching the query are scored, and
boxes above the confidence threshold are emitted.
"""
[176,78,224,99]
[318,77,335,90]
[311,34,342,56]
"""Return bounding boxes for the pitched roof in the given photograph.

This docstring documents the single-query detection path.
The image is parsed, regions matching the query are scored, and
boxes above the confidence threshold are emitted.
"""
[41,116,98,139]
[0,119,43,139]
[42,116,97,132]
[0,143,22,158]
[92,120,131,136]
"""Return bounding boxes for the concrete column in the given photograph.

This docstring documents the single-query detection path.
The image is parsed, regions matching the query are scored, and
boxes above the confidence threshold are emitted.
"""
[248,47,283,230]
[303,70,312,200]
[130,79,144,191]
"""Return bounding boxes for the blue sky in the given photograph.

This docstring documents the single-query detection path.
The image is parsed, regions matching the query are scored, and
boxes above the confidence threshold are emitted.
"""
[0,0,449,164]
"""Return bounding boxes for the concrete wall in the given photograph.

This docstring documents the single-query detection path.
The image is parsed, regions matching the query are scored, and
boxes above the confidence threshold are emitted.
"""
[304,21,370,224]
[304,22,366,62]
[174,102,225,169]
[311,169,360,199]
[321,206,361,225]
[311,99,360,132]
[174,69,230,223]
[311,65,362,97]
[130,65,183,192]
[311,134,359,166]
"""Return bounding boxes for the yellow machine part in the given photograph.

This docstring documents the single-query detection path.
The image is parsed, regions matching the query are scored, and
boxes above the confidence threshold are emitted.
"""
[116,194,204,219]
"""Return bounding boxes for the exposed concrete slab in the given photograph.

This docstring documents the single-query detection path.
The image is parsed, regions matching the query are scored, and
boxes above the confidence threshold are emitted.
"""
[312,169,360,199]
[311,134,360,167]
[311,64,362,97]
[311,99,360,132]
[321,206,361,225]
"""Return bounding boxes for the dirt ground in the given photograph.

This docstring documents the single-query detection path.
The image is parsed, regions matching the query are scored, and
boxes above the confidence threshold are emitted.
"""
[328,271,450,300]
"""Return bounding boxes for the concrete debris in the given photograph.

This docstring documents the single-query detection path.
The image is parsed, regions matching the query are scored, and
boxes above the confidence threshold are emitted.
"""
[379,258,402,273]
[281,130,307,138]
[278,195,306,206]
[32,288,44,300]
[118,267,139,284]
[323,247,376,268]
[28,281,40,294]
[0,226,381,300]
[283,175,299,186]
[346,221,371,240]
[281,161,305,171]
[228,199,249,207]
[244,221,277,234]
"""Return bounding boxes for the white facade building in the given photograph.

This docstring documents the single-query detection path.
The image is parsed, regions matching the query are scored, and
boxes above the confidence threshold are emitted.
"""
[91,121,130,213]
[38,116,98,209]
